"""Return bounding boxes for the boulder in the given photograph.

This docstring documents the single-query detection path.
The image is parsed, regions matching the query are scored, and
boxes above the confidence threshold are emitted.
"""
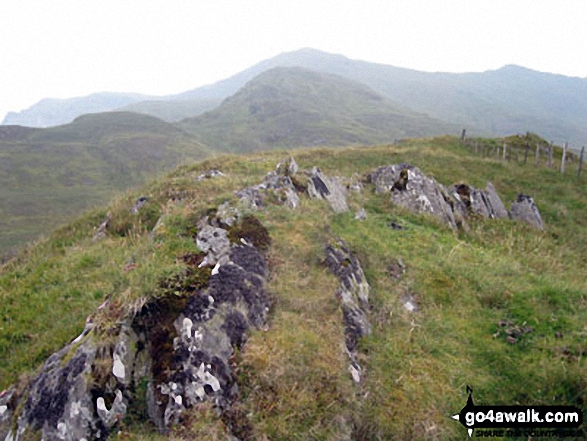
[450,182,508,219]
[370,164,457,229]
[307,168,349,213]
[510,194,544,230]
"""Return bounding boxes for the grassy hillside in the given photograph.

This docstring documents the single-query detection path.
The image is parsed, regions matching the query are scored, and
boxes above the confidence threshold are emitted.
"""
[178,67,460,152]
[0,112,209,256]
[1,137,585,439]
[117,97,222,122]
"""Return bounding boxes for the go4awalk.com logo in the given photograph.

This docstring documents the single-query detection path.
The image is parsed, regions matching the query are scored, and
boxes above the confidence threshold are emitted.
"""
[451,386,584,438]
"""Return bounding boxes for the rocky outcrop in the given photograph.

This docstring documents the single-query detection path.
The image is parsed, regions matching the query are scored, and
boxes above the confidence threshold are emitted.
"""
[1,212,273,441]
[307,167,349,213]
[370,164,457,228]
[236,171,300,212]
[369,163,542,230]
[325,240,371,384]
[510,194,544,230]
[450,182,509,219]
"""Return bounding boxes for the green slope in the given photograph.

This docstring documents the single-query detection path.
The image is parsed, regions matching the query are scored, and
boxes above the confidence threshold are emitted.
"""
[1,137,585,439]
[178,67,460,152]
[117,97,222,122]
[0,112,209,256]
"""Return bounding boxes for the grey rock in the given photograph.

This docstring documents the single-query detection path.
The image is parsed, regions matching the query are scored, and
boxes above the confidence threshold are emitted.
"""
[348,173,364,194]
[236,170,300,211]
[510,194,544,230]
[92,213,111,242]
[485,182,509,219]
[276,157,298,176]
[197,169,224,181]
[325,240,371,384]
[131,196,148,214]
[196,226,231,266]
[451,182,509,220]
[307,170,349,213]
[4,326,104,441]
[371,164,456,228]
[355,208,367,221]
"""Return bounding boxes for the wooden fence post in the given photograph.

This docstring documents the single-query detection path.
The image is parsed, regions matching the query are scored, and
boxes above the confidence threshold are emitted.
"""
[503,142,507,162]
[578,146,585,178]
[524,142,529,164]
[461,129,466,142]
[535,143,540,166]
[548,142,553,167]
[561,142,567,174]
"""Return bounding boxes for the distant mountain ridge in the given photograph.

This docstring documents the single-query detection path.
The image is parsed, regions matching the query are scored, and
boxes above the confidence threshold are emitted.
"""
[178,66,460,152]
[2,92,151,127]
[5,48,587,145]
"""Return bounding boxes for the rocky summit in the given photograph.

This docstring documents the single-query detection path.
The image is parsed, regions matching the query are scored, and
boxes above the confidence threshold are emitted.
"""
[1,138,584,440]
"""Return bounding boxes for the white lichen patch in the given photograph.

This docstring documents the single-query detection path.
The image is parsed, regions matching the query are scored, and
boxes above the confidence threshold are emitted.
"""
[57,422,67,438]
[96,397,107,412]
[112,353,125,380]
[417,194,433,212]
[182,317,193,340]
[0,404,7,415]
[197,363,221,392]
[349,364,361,383]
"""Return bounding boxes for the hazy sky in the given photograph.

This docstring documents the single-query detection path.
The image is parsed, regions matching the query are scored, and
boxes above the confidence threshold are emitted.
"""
[1,0,586,121]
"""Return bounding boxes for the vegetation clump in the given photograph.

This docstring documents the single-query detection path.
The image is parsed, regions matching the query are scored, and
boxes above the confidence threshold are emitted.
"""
[227,215,271,251]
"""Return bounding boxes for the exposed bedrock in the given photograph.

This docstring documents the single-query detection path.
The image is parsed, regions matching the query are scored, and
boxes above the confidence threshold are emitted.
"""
[325,240,371,384]
[1,217,272,441]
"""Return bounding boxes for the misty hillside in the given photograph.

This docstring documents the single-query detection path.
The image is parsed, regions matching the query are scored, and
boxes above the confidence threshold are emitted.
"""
[1,138,585,439]
[117,98,222,123]
[1,92,151,127]
[176,48,587,146]
[178,67,460,152]
[0,112,208,254]
[5,49,587,148]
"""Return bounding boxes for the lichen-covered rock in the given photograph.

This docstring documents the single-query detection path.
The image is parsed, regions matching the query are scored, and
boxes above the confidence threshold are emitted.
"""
[451,182,509,220]
[196,226,231,266]
[325,240,371,384]
[370,165,515,229]
[1,325,111,441]
[355,208,367,221]
[197,169,224,181]
[485,182,509,219]
[236,171,299,210]
[510,194,544,230]
[275,157,298,176]
[307,168,349,213]
[371,164,457,229]
[2,215,272,440]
